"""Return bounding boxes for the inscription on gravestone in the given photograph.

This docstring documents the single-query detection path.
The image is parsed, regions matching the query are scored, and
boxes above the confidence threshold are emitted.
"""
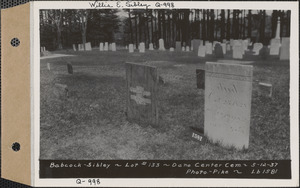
[126,62,158,125]
[204,62,253,150]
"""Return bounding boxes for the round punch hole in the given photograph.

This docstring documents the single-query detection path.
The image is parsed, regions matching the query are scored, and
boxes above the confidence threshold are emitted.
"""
[11,38,20,47]
[12,142,20,152]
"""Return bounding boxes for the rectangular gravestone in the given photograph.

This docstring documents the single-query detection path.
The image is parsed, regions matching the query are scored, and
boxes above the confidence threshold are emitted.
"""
[205,43,213,54]
[196,69,205,89]
[193,39,201,53]
[85,42,92,51]
[125,62,158,125]
[280,37,290,60]
[269,39,281,55]
[198,45,206,57]
[233,44,243,59]
[73,44,77,51]
[204,62,253,150]
[78,44,84,51]
[67,62,73,74]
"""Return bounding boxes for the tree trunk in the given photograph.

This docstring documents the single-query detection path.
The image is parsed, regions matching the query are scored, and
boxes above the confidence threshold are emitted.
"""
[158,10,161,39]
[247,10,252,39]
[260,10,266,43]
[202,9,206,41]
[226,9,230,40]
[220,10,225,40]
[150,10,154,43]
[210,10,215,41]
[128,10,133,44]
[134,13,138,48]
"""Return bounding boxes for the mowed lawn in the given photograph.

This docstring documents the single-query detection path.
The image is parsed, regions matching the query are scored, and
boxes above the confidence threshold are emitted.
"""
[40,49,290,160]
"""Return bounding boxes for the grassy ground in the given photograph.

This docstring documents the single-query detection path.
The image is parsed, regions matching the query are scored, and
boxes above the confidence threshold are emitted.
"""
[40,49,290,160]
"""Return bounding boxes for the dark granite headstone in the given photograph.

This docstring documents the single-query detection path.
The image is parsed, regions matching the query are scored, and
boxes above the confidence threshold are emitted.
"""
[214,43,224,58]
[67,63,73,74]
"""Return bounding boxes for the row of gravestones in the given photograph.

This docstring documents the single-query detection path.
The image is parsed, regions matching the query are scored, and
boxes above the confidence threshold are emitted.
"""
[125,61,274,150]
[73,42,92,51]
[99,42,116,51]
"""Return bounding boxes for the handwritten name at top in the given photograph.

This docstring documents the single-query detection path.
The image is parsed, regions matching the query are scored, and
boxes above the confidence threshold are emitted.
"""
[89,1,175,9]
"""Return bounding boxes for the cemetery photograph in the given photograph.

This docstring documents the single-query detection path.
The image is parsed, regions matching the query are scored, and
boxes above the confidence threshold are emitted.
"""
[40,8,291,160]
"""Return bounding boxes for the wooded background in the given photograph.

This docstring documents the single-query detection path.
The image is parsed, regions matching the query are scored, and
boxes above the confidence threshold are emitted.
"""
[40,9,291,50]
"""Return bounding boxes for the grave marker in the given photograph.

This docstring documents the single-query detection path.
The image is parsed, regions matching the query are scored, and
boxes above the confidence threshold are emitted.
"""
[149,43,154,50]
[221,43,226,54]
[99,43,104,51]
[67,62,73,74]
[170,47,174,52]
[129,44,134,53]
[104,42,108,51]
[258,82,272,97]
[78,44,84,51]
[176,41,181,51]
[233,44,243,59]
[47,63,51,71]
[85,42,92,51]
[139,42,145,53]
[112,42,116,51]
[125,62,158,125]
[214,43,224,58]
[198,45,206,57]
[196,69,205,89]
[205,43,213,54]
[181,46,185,51]
[73,44,77,51]
[252,43,263,55]
[280,37,290,60]
[269,39,281,55]
[193,39,201,53]
[204,62,253,150]
[159,38,165,51]
[186,46,190,52]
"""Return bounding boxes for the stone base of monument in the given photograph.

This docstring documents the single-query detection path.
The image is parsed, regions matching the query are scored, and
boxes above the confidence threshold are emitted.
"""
[258,82,272,97]
[53,83,69,98]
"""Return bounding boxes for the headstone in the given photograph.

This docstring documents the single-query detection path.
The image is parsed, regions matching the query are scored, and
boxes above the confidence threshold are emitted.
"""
[186,46,190,52]
[212,41,219,49]
[260,46,268,60]
[181,46,185,51]
[269,39,281,55]
[221,43,226,54]
[230,39,234,46]
[193,39,201,53]
[222,39,227,43]
[252,43,263,55]
[149,43,154,50]
[280,37,290,60]
[47,63,51,71]
[73,44,77,51]
[190,41,193,51]
[125,45,128,49]
[233,44,243,59]
[85,42,92,51]
[129,44,134,53]
[246,38,251,46]
[198,45,206,57]
[158,38,165,51]
[41,47,44,52]
[242,40,249,52]
[226,44,231,51]
[196,69,205,89]
[258,82,272,97]
[204,62,253,150]
[170,47,174,52]
[99,43,104,51]
[214,43,224,58]
[205,43,213,55]
[175,41,181,51]
[104,42,108,51]
[78,44,84,51]
[67,62,73,74]
[108,43,112,51]
[125,62,158,125]
[111,42,116,51]
[139,42,145,53]
[275,17,281,39]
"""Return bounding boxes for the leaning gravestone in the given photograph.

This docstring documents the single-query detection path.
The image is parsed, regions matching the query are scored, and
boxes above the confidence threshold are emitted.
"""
[205,43,213,55]
[129,44,134,53]
[125,62,158,125]
[99,42,104,51]
[176,41,181,51]
[198,45,206,57]
[204,62,253,150]
[280,37,290,60]
[193,39,201,53]
[252,43,263,55]
[158,38,165,51]
[85,42,92,51]
[73,44,77,51]
[214,43,224,58]
[233,44,243,59]
[196,69,205,89]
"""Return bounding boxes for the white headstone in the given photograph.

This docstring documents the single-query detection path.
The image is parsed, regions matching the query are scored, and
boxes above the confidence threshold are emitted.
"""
[125,45,128,49]
[252,43,263,55]
[78,44,84,51]
[230,39,234,46]
[170,47,174,52]
[99,43,104,51]
[221,43,226,54]
[233,44,243,59]
[242,40,249,52]
[222,39,227,43]
[226,44,231,51]
[159,38,165,51]
[111,42,116,51]
[129,44,134,53]
[108,43,112,51]
[280,37,290,60]
[149,43,154,50]
[198,45,206,57]
[205,43,213,54]
[205,62,253,150]
[104,42,108,51]
[182,46,185,51]
[139,42,145,53]
[85,42,92,51]
[72,44,77,51]
[186,46,190,52]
